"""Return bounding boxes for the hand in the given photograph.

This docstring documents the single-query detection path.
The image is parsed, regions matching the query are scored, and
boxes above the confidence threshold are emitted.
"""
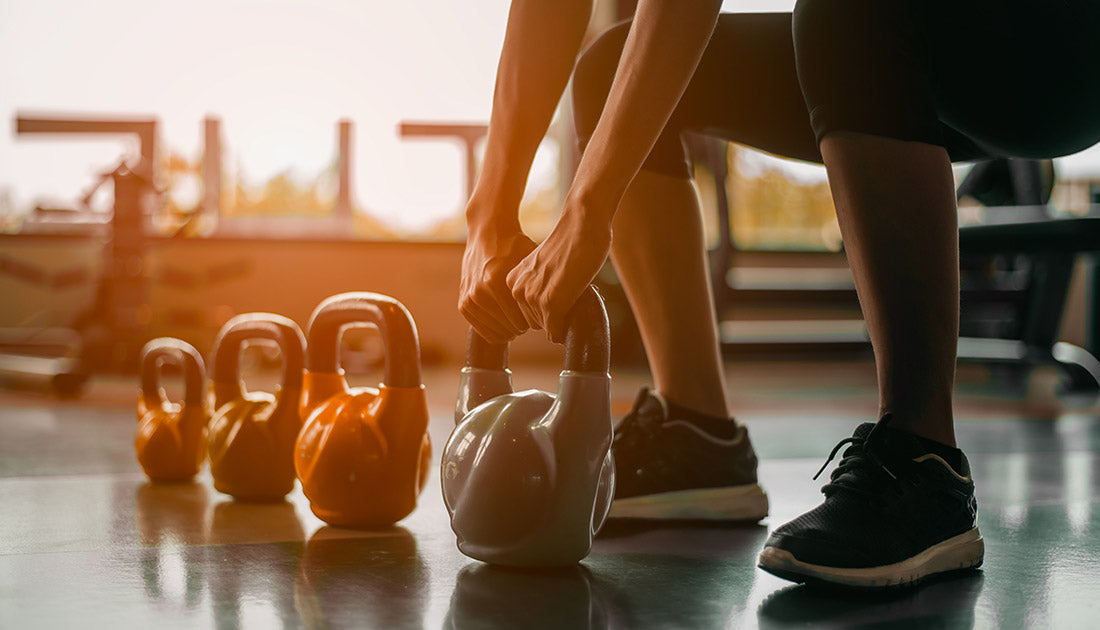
[506,204,612,343]
[459,220,537,344]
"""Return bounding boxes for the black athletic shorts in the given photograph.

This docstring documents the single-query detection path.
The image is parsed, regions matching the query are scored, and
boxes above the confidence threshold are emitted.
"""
[572,0,1100,176]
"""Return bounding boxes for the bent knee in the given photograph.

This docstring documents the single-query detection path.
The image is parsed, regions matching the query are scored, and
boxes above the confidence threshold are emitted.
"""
[791,0,860,69]
[792,0,943,147]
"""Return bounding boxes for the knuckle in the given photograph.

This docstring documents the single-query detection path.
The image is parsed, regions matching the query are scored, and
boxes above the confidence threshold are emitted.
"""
[468,285,488,304]
[479,267,497,286]
[505,273,519,291]
[537,293,554,313]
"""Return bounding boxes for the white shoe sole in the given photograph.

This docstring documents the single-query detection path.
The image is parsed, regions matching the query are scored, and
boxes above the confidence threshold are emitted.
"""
[758,527,984,588]
[608,484,769,521]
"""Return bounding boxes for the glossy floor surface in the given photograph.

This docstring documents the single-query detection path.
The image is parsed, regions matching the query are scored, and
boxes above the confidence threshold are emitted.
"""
[2,361,1098,628]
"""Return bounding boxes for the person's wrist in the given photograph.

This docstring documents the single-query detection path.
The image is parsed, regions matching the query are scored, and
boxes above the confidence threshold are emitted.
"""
[562,179,619,231]
[465,188,523,236]
[466,211,523,246]
[466,211,522,239]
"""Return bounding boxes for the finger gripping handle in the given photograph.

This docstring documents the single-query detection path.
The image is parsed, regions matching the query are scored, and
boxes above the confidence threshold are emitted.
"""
[463,285,609,375]
[211,313,306,405]
[141,338,205,406]
[306,292,422,389]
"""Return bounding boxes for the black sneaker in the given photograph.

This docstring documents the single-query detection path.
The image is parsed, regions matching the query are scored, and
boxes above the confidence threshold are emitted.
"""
[608,388,768,521]
[758,415,984,589]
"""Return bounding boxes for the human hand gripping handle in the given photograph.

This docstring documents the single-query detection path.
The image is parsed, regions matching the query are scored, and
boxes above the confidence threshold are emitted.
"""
[459,216,537,344]
[469,0,720,344]
[506,0,722,343]
[505,198,612,344]
[458,0,594,344]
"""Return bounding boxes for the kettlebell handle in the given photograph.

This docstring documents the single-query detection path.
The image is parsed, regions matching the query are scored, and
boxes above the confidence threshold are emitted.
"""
[464,285,609,374]
[211,313,306,406]
[465,330,508,371]
[141,338,205,407]
[306,292,422,389]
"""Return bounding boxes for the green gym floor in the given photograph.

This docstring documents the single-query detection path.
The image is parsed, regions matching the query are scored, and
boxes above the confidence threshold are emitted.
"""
[2,360,1098,628]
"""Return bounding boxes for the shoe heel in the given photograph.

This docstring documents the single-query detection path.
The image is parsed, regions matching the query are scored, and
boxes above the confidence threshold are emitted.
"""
[932,528,984,573]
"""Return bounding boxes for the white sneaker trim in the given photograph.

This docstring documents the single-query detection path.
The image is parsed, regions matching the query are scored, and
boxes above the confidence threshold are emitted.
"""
[758,527,984,588]
[912,453,972,482]
[659,420,746,447]
[609,484,768,521]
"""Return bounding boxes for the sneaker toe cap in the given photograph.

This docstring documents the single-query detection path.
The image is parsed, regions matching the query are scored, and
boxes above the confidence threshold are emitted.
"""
[763,531,877,569]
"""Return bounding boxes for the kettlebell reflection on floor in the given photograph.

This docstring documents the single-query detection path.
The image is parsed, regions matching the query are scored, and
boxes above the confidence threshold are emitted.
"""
[588,522,769,628]
[134,482,308,626]
[296,526,427,629]
[207,498,305,545]
[440,519,771,629]
[135,481,211,612]
[203,537,303,629]
[445,563,607,630]
[135,480,212,547]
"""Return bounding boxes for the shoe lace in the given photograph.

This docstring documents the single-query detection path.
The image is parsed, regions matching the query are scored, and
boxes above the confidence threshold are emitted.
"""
[813,417,900,501]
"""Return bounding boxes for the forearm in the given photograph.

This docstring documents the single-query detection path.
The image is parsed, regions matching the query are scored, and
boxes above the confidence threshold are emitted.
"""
[568,0,722,223]
[468,0,594,232]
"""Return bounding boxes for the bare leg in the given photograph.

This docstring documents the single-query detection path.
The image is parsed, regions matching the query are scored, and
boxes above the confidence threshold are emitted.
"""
[610,170,729,419]
[820,133,959,446]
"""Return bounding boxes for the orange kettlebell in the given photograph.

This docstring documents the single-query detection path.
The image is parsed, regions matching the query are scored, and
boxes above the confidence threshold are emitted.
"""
[207,313,306,502]
[296,292,431,529]
[136,338,208,482]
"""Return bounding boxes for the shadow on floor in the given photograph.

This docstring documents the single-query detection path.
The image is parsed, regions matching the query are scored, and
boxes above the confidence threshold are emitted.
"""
[756,571,985,629]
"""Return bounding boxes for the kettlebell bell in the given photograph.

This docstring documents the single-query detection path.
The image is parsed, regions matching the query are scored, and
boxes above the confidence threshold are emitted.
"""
[207,313,306,502]
[442,285,615,567]
[136,338,208,482]
[295,292,432,529]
